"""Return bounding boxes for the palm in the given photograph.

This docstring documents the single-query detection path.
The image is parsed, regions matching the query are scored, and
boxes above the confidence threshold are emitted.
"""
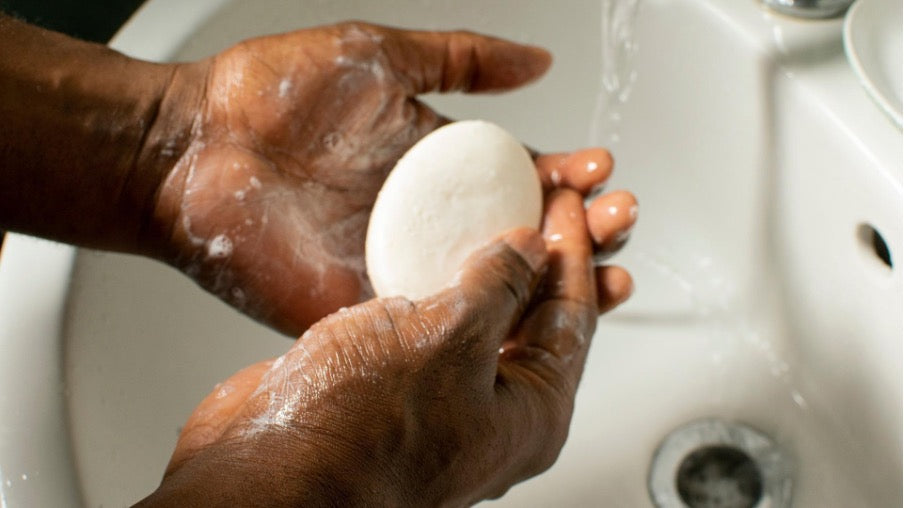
[157,26,451,334]
[153,23,556,335]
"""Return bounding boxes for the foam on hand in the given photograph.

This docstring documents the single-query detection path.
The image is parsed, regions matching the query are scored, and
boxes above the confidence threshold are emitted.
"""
[365,120,542,300]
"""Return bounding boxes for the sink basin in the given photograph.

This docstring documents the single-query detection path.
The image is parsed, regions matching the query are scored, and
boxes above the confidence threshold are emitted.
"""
[0,0,900,506]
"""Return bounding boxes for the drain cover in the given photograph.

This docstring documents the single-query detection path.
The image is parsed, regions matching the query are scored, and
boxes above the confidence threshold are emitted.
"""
[648,419,792,508]
[676,445,763,507]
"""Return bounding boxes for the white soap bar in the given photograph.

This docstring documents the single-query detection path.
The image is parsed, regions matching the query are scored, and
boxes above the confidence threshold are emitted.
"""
[366,120,542,299]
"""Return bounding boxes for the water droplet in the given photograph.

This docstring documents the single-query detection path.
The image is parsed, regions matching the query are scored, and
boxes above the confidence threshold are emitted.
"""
[791,389,808,410]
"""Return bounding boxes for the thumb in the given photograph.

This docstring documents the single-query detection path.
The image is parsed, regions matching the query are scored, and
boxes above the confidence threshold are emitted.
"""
[377,25,552,94]
[428,228,547,354]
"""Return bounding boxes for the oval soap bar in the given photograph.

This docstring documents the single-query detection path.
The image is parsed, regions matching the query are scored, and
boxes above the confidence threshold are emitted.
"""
[366,120,542,299]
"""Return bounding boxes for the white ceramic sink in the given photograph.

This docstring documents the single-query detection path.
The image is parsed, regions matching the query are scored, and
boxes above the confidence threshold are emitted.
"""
[0,0,900,506]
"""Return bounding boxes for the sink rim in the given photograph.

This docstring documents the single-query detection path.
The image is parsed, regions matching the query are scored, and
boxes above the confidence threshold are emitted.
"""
[0,2,230,506]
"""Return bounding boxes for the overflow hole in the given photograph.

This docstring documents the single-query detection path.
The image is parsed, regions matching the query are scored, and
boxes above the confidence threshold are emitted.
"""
[857,224,893,271]
[675,445,763,508]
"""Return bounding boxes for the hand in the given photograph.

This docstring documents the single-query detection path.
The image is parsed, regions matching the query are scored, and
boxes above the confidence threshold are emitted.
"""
[0,18,637,340]
[138,186,635,507]
[147,22,553,335]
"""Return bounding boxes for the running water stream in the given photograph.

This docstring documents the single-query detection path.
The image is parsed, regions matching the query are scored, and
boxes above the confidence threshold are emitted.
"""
[590,0,642,146]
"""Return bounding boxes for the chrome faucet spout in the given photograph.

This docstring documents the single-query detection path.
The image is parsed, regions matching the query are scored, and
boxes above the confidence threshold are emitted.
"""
[761,0,855,18]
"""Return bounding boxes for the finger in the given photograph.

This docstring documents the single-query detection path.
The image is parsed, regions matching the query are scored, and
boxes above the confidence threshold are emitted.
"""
[586,190,638,254]
[535,148,614,195]
[488,194,605,491]
[502,190,597,362]
[378,25,552,94]
[429,227,547,355]
[540,189,595,305]
[595,265,633,313]
[166,359,274,475]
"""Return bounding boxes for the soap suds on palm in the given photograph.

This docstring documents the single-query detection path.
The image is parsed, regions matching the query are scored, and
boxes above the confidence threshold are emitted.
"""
[366,120,542,299]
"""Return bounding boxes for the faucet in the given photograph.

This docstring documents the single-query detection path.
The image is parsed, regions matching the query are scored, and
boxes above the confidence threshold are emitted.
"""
[761,0,855,18]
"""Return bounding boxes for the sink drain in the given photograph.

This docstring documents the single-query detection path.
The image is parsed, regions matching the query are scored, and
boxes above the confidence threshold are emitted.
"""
[676,445,763,507]
[648,419,792,508]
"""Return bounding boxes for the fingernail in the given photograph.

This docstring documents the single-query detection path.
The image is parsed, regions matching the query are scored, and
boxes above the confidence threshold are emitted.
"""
[502,229,547,273]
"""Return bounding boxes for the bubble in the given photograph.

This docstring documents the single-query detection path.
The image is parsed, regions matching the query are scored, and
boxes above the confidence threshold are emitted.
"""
[322,132,341,151]
[207,234,233,259]
[278,78,292,98]
[215,384,235,399]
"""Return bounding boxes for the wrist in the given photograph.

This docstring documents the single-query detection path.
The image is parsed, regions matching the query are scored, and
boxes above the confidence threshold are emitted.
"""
[137,425,416,508]
[138,446,392,507]
[0,15,202,253]
[132,60,210,259]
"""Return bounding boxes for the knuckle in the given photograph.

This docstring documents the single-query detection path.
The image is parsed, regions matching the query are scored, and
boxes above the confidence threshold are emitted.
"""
[526,388,573,475]
[532,430,568,474]
[476,242,535,303]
